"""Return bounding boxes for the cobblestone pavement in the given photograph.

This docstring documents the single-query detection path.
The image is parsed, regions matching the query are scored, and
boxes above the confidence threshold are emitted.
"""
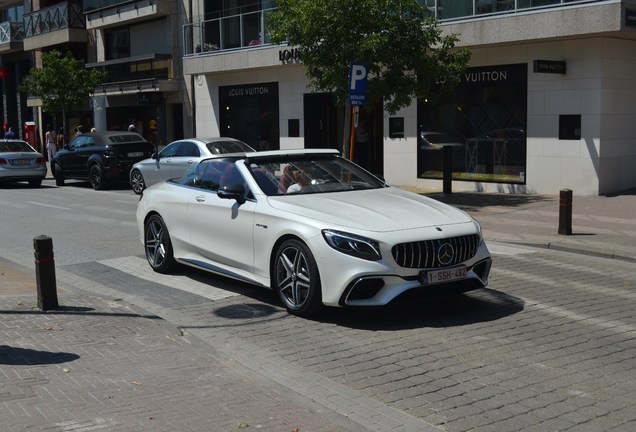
[1,187,635,431]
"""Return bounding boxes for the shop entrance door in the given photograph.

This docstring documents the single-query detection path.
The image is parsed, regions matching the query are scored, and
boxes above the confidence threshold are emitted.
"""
[303,93,338,149]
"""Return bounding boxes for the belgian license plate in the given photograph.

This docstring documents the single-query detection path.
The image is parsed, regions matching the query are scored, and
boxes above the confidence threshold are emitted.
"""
[420,265,467,285]
[127,152,144,157]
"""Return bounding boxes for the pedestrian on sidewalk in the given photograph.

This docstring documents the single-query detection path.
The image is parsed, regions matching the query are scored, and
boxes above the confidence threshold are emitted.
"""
[45,124,57,163]
[56,128,65,150]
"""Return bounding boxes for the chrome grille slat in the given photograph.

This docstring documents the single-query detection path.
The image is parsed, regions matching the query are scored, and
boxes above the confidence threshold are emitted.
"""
[391,234,480,269]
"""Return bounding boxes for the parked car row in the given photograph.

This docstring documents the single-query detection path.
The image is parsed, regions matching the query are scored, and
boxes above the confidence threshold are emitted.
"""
[51,131,254,192]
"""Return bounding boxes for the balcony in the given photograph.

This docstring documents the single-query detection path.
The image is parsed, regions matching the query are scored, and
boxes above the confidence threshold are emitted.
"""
[23,2,86,51]
[183,8,276,56]
[0,21,24,53]
[84,0,175,30]
[87,53,178,95]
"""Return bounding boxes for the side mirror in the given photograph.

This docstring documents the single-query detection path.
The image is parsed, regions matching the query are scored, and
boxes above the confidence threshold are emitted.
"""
[218,184,246,204]
[151,153,158,160]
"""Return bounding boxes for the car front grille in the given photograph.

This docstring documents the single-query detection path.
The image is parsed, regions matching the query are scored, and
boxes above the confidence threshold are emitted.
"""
[391,234,481,269]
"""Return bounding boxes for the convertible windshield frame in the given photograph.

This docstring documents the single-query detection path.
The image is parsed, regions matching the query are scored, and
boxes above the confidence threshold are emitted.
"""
[244,153,387,196]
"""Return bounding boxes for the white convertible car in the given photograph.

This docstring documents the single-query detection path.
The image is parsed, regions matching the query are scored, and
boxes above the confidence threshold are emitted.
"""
[136,149,492,317]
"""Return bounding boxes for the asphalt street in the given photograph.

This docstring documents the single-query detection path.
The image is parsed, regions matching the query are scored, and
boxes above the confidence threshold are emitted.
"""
[1,180,635,431]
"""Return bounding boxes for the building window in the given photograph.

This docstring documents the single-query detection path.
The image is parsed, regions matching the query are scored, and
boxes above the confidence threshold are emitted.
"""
[417,63,528,184]
[559,115,581,140]
[219,82,280,150]
[105,28,130,60]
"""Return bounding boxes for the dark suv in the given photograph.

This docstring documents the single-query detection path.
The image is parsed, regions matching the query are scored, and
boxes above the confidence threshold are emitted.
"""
[53,131,155,190]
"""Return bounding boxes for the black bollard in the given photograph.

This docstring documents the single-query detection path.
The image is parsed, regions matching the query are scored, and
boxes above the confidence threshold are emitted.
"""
[558,189,573,235]
[443,145,453,195]
[34,235,59,311]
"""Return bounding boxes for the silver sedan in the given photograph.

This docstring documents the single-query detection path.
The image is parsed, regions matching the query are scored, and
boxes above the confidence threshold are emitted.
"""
[129,137,255,194]
[0,140,47,187]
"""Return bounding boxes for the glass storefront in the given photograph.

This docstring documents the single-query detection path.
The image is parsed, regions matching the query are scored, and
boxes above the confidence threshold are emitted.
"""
[418,63,527,184]
[219,82,279,150]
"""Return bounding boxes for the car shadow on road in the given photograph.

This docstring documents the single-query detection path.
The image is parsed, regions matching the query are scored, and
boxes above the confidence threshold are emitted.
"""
[307,288,524,331]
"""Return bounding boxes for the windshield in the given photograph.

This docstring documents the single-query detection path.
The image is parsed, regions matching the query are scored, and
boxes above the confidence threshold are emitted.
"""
[245,154,386,196]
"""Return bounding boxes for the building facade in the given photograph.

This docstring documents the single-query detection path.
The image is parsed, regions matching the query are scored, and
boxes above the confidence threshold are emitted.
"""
[183,0,636,196]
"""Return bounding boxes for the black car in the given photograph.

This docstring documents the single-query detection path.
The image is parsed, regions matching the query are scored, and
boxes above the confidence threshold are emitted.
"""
[53,131,155,190]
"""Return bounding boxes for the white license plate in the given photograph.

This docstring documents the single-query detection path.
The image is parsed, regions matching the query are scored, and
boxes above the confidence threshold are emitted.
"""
[128,152,144,157]
[420,265,467,285]
[12,159,31,166]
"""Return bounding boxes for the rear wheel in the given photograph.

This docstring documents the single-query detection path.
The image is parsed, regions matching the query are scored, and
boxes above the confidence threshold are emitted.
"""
[273,239,322,317]
[89,164,107,190]
[144,214,177,274]
[54,163,65,186]
[130,169,146,194]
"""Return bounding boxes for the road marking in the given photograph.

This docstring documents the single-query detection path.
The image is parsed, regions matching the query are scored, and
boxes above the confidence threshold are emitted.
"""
[25,201,70,210]
[99,256,238,301]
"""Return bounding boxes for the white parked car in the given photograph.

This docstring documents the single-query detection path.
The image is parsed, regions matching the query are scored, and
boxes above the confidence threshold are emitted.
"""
[0,140,47,187]
[136,149,492,317]
[129,137,255,194]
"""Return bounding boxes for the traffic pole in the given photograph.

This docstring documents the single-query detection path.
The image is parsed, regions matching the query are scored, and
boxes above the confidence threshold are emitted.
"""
[34,235,59,311]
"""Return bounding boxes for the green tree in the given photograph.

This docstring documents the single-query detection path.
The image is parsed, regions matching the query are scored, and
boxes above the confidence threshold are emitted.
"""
[19,50,107,134]
[268,0,470,158]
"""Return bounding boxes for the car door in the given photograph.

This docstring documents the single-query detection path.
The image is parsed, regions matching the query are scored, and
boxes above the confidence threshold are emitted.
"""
[185,160,256,277]
[144,142,180,186]
[64,135,94,177]
[169,141,201,180]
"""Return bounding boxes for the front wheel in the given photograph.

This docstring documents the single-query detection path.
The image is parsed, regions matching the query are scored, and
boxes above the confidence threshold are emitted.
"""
[144,214,177,274]
[273,239,322,317]
[130,169,146,194]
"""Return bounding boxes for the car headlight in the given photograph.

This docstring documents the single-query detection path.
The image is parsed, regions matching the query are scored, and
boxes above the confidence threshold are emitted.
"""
[471,217,483,239]
[322,229,381,261]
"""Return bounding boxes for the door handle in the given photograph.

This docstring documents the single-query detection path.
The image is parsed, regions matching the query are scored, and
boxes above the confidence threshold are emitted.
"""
[195,195,206,202]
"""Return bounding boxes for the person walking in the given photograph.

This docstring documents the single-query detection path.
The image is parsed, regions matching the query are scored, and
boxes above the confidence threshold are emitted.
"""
[45,124,57,163]
[56,128,65,150]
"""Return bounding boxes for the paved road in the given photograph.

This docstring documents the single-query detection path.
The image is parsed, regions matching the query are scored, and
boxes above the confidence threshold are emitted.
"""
[1,180,635,431]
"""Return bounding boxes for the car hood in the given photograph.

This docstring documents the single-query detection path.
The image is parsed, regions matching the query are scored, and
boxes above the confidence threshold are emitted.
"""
[267,187,473,232]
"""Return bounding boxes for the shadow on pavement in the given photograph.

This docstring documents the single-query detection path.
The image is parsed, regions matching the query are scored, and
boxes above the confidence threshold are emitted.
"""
[0,345,79,365]
[424,192,556,213]
[313,288,524,331]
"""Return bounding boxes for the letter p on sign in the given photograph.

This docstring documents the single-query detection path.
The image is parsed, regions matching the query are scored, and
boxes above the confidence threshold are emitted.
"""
[349,63,368,94]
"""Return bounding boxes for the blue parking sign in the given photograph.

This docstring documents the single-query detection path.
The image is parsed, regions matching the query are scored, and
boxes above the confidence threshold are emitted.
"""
[349,63,368,95]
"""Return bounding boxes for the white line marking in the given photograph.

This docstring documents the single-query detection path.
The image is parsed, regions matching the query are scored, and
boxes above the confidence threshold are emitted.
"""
[25,201,70,210]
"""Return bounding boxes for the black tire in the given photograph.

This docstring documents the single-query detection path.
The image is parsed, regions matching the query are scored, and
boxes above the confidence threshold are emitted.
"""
[89,164,107,190]
[144,214,177,274]
[130,169,146,194]
[54,163,65,186]
[273,239,323,317]
[28,179,42,187]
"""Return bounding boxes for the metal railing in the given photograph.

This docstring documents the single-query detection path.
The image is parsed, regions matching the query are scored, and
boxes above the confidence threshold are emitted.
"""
[423,0,606,21]
[24,2,85,38]
[0,21,24,44]
[183,8,276,56]
[87,54,173,83]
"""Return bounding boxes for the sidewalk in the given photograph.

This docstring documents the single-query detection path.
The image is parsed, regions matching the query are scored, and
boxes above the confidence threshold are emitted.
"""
[1,188,635,431]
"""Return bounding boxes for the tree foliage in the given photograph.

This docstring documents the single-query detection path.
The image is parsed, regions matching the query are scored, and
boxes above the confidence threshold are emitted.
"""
[19,50,107,130]
[268,0,470,114]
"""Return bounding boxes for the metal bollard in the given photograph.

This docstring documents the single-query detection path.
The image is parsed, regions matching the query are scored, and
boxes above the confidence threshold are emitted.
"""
[34,235,59,311]
[558,189,573,235]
